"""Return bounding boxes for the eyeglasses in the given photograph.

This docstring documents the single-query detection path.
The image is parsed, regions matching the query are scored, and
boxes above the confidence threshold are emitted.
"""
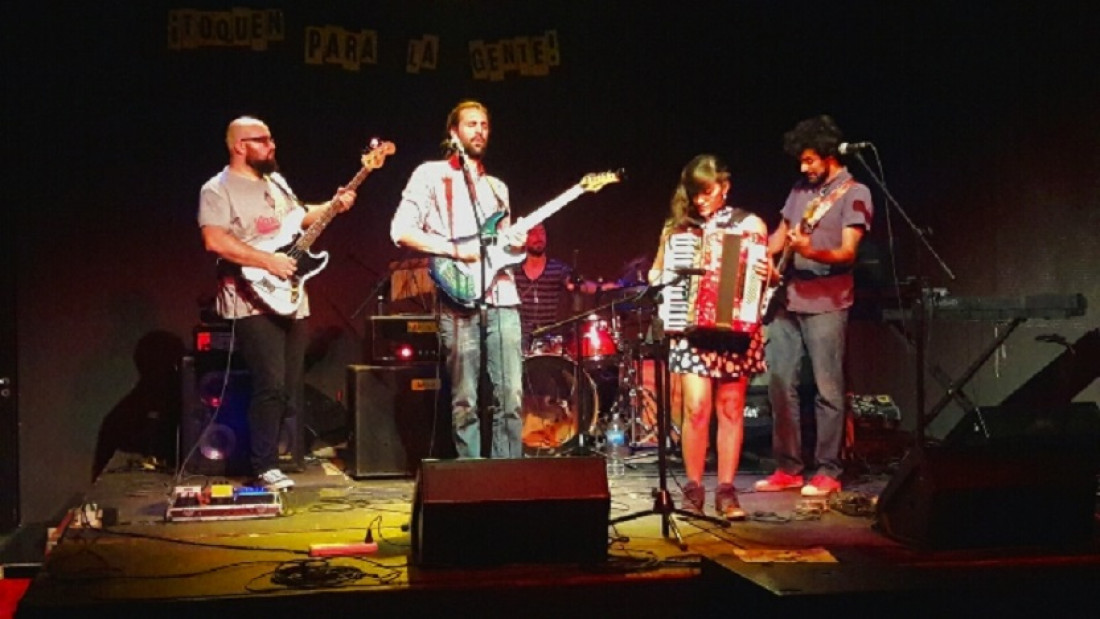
[240,136,275,145]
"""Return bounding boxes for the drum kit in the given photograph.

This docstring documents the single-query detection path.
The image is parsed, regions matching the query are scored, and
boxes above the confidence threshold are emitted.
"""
[520,286,669,457]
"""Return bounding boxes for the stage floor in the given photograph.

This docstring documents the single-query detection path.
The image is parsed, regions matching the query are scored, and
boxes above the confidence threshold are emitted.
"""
[12,449,1100,618]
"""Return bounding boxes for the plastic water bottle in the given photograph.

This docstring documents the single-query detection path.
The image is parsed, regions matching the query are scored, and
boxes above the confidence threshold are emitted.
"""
[605,413,627,478]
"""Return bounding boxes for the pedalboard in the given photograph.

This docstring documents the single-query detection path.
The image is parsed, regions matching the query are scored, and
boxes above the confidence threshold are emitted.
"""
[165,484,284,522]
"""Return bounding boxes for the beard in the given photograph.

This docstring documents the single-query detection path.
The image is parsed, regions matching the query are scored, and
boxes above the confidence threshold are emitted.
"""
[248,156,279,177]
[805,167,826,186]
[460,137,487,159]
[526,245,546,256]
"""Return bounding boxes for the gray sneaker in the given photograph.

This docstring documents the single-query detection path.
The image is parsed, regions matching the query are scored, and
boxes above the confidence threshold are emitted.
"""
[258,468,295,491]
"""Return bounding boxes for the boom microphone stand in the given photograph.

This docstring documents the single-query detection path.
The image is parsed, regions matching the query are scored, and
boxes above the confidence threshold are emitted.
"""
[607,278,729,548]
[848,147,955,458]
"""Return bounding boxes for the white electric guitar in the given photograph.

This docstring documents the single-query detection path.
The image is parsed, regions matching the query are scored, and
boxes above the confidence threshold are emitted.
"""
[240,139,395,315]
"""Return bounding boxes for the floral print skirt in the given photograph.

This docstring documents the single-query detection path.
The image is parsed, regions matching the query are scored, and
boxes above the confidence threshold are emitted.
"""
[668,328,766,380]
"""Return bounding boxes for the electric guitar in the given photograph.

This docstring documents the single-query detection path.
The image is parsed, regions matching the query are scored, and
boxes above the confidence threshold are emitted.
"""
[760,178,855,323]
[760,202,818,325]
[240,139,396,315]
[429,169,623,308]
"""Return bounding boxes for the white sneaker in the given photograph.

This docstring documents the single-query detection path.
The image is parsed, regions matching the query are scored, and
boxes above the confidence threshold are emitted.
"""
[258,468,294,491]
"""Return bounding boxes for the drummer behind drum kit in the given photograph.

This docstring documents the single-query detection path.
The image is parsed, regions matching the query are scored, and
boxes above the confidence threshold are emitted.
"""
[521,287,666,457]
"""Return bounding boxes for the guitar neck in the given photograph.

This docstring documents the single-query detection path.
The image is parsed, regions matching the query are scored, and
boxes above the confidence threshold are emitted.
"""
[774,243,795,276]
[773,216,811,280]
[293,164,374,253]
[512,184,586,236]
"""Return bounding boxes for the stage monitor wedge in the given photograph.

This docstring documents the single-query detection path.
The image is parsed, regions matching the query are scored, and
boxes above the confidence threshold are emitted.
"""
[411,457,610,567]
[875,402,1100,550]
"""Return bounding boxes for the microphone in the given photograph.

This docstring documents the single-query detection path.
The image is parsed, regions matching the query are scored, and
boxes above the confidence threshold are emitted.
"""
[440,135,464,156]
[673,268,706,277]
[838,141,872,155]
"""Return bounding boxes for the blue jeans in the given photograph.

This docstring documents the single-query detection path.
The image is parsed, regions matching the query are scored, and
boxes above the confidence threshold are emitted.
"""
[438,306,524,458]
[766,308,848,479]
[234,314,306,475]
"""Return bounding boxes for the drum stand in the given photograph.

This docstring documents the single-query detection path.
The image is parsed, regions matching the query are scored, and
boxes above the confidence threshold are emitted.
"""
[608,293,729,548]
[608,308,668,451]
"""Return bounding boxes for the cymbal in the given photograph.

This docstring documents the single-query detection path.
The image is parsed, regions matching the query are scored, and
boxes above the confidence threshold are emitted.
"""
[605,287,658,314]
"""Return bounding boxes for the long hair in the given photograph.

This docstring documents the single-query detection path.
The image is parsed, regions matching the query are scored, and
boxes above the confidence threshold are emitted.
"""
[783,115,844,159]
[663,154,730,237]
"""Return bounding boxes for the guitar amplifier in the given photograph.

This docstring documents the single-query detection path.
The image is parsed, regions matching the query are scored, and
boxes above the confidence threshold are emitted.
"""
[368,315,440,365]
[193,321,236,353]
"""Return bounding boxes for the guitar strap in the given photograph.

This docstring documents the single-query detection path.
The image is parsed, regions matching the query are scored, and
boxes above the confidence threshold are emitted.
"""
[437,170,506,242]
[802,178,855,228]
[266,172,301,207]
[442,175,455,240]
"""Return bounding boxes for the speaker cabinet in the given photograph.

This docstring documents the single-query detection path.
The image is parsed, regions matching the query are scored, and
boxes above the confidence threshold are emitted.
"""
[411,457,610,567]
[180,355,252,476]
[346,364,452,478]
[180,354,304,476]
[875,443,1098,548]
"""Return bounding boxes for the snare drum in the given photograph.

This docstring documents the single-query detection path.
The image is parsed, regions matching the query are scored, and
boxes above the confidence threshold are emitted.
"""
[521,354,599,456]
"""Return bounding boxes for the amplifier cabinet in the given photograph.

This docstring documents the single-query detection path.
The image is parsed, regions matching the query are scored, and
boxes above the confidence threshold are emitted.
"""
[346,364,452,478]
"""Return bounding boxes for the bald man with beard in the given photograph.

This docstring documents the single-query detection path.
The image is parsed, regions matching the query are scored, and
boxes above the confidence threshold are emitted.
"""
[198,116,356,491]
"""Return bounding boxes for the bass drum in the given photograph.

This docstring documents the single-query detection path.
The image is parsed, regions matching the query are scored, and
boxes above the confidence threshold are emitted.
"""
[521,354,599,456]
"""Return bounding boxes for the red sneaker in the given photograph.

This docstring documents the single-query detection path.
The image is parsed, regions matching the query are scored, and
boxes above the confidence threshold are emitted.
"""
[800,475,841,497]
[753,471,804,492]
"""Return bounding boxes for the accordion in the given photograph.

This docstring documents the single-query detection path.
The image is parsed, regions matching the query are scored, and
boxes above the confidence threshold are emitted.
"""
[657,228,768,335]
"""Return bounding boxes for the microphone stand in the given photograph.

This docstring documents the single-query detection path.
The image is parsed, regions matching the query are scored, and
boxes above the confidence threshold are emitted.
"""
[455,146,495,457]
[607,278,729,548]
[850,149,955,460]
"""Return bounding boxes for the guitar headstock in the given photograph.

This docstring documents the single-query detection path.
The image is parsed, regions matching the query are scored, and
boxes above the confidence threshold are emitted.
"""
[579,169,624,193]
[361,138,396,169]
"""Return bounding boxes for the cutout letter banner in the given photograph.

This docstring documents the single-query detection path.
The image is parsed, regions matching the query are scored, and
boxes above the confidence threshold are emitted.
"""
[470,30,560,81]
[168,8,285,51]
[407,35,440,73]
[304,26,379,70]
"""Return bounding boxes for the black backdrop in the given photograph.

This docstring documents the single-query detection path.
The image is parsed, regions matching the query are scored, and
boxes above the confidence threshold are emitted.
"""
[6,1,1098,523]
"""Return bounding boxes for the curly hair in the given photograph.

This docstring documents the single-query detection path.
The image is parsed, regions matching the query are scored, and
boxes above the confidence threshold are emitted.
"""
[783,115,844,159]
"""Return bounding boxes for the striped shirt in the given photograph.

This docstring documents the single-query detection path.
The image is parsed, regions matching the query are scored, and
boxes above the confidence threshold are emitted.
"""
[514,258,572,339]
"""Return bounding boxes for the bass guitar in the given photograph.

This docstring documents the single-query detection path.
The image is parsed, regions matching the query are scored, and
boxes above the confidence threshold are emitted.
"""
[240,139,395,315]
[429,170,622,308]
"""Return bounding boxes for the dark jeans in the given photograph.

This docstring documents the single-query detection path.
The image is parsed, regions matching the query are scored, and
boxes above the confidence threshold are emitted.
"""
[766,308,848,479]
[234,314,307,475]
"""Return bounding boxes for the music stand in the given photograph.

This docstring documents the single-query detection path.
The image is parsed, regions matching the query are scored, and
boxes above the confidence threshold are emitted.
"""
[606,282,729,548]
